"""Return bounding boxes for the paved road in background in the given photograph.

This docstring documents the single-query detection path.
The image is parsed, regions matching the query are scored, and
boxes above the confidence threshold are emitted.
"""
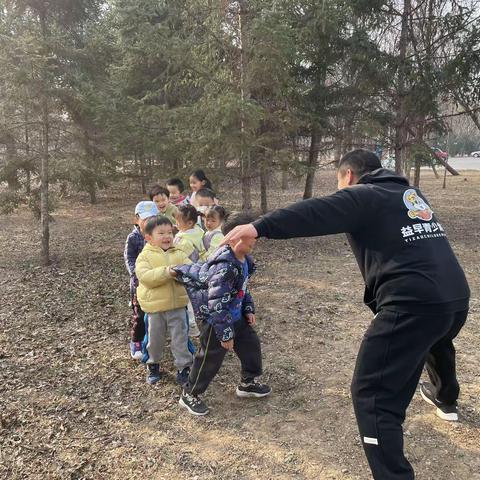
[447,156,480,170]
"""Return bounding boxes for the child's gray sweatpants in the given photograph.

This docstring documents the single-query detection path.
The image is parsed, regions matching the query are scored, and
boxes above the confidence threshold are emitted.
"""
[146,308,193,370]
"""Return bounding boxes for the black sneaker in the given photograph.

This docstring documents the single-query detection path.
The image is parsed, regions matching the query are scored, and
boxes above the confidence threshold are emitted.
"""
[236,379,271,398]
[176,367,190,386]
[179,391,209,416]
[420,382,458,421]
[146,363,161,385]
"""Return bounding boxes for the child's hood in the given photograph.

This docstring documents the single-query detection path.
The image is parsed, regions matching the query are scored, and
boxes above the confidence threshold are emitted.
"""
[178,224,204,238]
[173,245,255,289]
[143,242,180,255]
[205,245,255,275]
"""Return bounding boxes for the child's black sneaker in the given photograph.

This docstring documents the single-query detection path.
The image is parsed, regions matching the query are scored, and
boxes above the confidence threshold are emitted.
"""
[146,363,162,385]
[179,391,209,416]
[420,381,458,421]
[236,379,271,398]
[176,367,190,386]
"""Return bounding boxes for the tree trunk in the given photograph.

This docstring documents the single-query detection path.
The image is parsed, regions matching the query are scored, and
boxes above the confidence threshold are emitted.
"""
[260,161,268,214]
[239,0,252,213]
[0,130,19,189]
[241,174,252,212]
[413,157,421,187]
[139,149,147,194]
[281,166,288,190]
[303,129,319,200]
[26,170,31,195]
[88,185,97,204]
[25,107,31,195]
[431,163,440,179]
[434,156,459,176]
[40,12,50,266]
[394,0,412,175]
[334,133,343,166]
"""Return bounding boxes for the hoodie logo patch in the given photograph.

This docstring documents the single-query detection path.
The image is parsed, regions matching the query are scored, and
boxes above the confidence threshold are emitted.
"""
[403,189,433,221]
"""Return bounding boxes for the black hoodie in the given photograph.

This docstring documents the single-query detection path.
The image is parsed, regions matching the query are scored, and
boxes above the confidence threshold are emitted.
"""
[253,169,470,315]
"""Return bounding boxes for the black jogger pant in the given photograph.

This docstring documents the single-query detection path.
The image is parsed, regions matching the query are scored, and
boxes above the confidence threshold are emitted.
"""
[130,292,146,343]
[351,308,468,480]
[184,317,263,396]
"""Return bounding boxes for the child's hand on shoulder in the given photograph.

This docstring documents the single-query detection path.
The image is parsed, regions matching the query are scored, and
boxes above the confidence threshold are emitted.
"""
[245,313,256,326]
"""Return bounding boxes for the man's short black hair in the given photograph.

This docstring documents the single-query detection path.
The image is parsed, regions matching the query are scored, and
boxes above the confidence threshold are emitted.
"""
[148,184,170,200]
[196,188,216,200]
[144,215,173,235]
[222,212,255,236]
[166,177,184,193]
[338,149,382,178]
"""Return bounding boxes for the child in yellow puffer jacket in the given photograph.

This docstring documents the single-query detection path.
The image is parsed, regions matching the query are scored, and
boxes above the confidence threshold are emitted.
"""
[135,215,193,385]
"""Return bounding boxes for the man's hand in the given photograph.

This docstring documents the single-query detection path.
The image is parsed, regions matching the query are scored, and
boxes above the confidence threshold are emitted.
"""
[221,339,234,351]
[220,223,258,246]
[169,268,178,278]
[245,313,256,326]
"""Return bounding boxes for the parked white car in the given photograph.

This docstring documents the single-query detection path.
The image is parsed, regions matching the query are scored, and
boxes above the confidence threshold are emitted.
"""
[471,150,480,157]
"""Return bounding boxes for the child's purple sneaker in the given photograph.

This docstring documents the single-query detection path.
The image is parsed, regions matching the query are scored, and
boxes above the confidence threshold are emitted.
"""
[130,341,143,360]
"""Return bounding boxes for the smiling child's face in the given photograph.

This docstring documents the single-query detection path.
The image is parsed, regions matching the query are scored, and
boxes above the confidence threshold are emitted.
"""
[152,193,169,213]
[189,175,205,193]
[146,224,174,250]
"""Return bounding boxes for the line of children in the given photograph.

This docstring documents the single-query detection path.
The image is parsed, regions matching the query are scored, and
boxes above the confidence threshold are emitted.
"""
[124,174,214,355]
[123,170,270,413]
[135,216,193,385]
[124,201,159,360]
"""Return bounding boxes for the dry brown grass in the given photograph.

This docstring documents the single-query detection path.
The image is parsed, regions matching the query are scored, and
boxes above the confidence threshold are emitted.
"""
[1,170,479,479]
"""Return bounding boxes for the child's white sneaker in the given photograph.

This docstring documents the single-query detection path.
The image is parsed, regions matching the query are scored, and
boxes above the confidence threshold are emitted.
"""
[129,341,143,360]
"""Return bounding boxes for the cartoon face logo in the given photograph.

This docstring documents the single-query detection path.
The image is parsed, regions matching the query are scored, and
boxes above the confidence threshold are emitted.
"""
[403,189,433,221]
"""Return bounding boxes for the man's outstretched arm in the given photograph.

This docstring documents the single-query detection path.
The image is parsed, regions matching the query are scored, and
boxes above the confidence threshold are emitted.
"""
[221,187,373,244]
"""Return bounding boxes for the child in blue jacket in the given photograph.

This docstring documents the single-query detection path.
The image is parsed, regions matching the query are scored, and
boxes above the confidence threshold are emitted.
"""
[172,213,271,415]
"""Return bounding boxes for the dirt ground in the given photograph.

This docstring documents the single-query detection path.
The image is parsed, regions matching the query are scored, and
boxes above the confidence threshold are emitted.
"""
[1,170,479,480]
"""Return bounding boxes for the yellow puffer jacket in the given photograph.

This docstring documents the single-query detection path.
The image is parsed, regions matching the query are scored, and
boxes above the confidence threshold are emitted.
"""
[158,203,178,225]
[135,243,190,313]
[174,225,206,262]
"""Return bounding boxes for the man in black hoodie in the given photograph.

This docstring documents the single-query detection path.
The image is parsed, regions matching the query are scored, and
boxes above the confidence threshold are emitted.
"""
[221,149,470,480]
